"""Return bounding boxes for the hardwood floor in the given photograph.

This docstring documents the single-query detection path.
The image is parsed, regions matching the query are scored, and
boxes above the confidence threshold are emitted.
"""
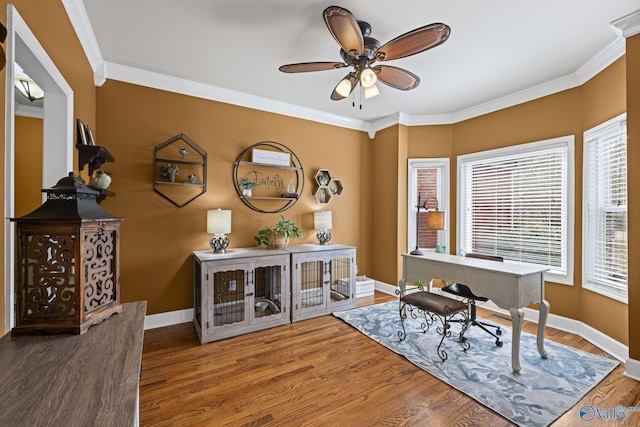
[140,292,640,426]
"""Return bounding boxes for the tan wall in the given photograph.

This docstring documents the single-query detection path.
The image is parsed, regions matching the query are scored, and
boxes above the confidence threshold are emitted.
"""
[626,34,640,358]
[15,116,43,217]
[0,1,96,335]
[95,80,372,314]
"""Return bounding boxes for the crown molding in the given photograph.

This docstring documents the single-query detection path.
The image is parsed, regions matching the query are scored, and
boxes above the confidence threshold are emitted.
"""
[575,37,625,84]
[61,0,106,85]
[105,62,370,133]
[611,9,640,38]
[15,103,44,119]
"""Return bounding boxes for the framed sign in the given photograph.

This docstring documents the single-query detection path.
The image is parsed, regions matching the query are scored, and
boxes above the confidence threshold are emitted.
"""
[252,148,291,166]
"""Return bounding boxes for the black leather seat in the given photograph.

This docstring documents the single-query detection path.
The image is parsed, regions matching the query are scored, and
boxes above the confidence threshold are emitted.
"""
[442,253,504,347]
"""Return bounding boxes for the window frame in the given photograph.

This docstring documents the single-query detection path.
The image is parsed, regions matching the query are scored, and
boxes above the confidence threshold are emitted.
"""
[407,158,450,253]
[582,113,627,303]
[456,136,575,285]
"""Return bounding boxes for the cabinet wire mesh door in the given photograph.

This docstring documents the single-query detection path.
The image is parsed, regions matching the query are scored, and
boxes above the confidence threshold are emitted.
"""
[212,270,245,326]
[254,266,283,318]
[330,257,352,302]
[299,260,325,308]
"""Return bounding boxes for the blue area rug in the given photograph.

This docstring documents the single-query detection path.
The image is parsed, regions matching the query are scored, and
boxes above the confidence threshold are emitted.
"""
[333,301,619,427]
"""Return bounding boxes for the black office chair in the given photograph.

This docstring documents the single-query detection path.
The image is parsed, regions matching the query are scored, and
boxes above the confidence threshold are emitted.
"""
[442,253,504,347]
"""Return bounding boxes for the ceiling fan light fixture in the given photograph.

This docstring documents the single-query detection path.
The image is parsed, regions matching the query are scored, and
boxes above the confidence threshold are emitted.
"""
[335,77,353,98]
[14,77,44,102]
[359,67,377,88]
[364,84,379,99]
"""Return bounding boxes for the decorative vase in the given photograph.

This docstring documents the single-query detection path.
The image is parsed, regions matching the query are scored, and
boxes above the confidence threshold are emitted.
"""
[168,174,176,183]
[243,188,252,197]
[89,170,112,190]
[268,234,288,250]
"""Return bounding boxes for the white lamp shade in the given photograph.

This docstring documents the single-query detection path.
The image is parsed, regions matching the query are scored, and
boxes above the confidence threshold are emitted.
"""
[335,78,352,98]
[207,209,231,234]
[359,68,377,88]
[314,210,332,230]
[364,84,379,99]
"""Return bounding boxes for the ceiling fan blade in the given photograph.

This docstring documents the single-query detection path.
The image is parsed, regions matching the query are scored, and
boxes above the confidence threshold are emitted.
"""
[279,62,347,73]
[323,6,364,57]
[330,73,357,100]
[375,23,451,62]
[374,65,420,90]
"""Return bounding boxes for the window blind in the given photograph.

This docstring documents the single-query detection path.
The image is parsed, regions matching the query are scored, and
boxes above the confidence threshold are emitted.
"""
[459,141,568,276]
[583,115,627,300]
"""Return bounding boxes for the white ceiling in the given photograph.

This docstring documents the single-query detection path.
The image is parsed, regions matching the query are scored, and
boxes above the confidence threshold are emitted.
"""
[80,1,638,124]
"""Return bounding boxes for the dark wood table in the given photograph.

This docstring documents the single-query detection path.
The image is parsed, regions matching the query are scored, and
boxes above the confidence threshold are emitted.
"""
[0,301,146,427]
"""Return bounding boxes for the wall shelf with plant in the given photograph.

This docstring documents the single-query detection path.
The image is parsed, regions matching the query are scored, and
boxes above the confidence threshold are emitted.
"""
[232,141,304,213]
[153,133,207,207]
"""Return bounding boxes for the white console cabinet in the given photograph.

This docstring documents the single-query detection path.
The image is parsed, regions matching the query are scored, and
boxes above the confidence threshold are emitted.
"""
[288,244,356,322]
[193,248,290,344]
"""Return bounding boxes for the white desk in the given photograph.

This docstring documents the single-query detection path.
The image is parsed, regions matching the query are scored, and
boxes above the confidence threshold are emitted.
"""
[400,252,549,372]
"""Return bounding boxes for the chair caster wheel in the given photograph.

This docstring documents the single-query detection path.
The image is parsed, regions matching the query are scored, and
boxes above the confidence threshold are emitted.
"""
[496,329,502,336]
[496,340,503,347]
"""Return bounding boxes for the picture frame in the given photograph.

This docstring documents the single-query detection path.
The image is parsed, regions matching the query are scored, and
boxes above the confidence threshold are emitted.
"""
[85,125,96,146]
[76,119,88,145]
[251,148,290,166]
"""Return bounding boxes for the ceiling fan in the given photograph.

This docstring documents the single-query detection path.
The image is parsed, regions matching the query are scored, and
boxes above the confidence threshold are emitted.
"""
[279,6,451,101]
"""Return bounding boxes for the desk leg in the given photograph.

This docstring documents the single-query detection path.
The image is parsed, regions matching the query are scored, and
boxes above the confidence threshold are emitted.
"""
[537,300,550,359]
[509,307,524,373]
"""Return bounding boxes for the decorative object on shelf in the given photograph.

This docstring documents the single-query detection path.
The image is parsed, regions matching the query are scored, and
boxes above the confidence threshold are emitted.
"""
[89,170,112,190]
[207,209,232,253]
[435,244,447,254]
[410,194,445,255]
[239,177,257,196]
[252,148,291,166]
[254,215,303,249]
[154,133,207,207]
[314,210,333,245]
[233,141,304,213]
[314,169,344,204]
[10,172,123,335]
[160,163,180,182]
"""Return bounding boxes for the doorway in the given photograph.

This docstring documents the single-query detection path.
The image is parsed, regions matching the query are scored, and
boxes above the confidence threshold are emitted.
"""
[3,5,73,333]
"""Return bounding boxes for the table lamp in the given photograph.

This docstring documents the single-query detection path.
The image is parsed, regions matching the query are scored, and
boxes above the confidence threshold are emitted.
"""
[314,210,332,245]
[207,209,231,253]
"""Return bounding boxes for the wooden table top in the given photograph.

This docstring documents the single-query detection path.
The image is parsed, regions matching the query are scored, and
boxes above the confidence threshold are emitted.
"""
[0,301,146,427]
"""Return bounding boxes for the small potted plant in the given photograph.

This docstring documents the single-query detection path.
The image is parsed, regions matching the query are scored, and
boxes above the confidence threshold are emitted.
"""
[254,215,303,249]
[239,177,257,196]
[160,163,180,182]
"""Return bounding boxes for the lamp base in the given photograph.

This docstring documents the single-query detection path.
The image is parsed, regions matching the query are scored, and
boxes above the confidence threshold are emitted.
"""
[410,247,424,255]
[210,235,230,253]
[316,231,332,245]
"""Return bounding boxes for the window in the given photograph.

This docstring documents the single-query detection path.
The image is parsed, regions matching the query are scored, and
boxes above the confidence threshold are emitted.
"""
[583,113,627,303]
[458,136,574,284]
[407,159,449,253]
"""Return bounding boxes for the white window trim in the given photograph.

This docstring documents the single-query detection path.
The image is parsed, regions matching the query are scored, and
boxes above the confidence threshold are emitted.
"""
[456,136,575,285]
[407,158,450,253]
[582,112,627,304]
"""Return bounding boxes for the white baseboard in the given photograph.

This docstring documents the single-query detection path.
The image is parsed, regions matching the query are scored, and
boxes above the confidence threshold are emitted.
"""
[144,308,193,330]
[374,280,631,367]
[624,357,640,380]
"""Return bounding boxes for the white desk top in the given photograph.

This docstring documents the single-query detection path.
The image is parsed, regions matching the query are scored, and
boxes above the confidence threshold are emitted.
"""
[402,252,549,277]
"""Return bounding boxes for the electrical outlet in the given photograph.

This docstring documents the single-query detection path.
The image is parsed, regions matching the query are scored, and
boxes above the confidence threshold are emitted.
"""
[229,280,236,291]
